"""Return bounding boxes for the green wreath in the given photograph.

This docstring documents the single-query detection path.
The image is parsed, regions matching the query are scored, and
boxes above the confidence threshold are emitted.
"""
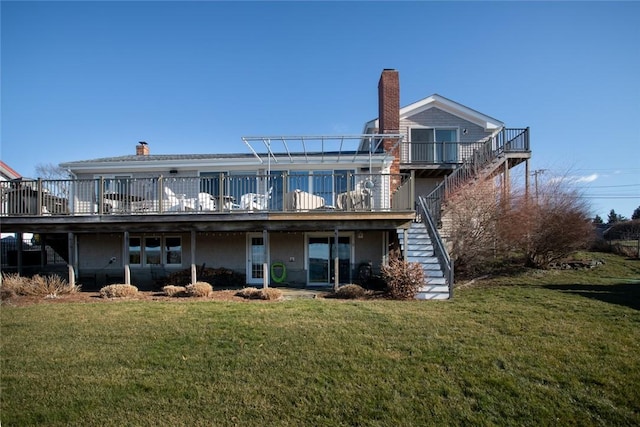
[270,262,287,283]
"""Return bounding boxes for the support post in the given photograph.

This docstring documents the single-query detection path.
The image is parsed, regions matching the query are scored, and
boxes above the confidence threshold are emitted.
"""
[525,159,530,201]
[37,178,43,216]
[191,230,197,284]
[68,264,75,288]
[263,229,269,289]
[17,232,23,275]
[124,231,130,285]
[334,229,339,292]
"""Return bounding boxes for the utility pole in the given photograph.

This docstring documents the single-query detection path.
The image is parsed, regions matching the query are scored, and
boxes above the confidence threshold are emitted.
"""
[531,169,547,203]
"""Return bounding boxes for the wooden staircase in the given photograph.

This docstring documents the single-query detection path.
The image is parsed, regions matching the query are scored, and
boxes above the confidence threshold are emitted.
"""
[397,221,450,299]
[417,127,531,293]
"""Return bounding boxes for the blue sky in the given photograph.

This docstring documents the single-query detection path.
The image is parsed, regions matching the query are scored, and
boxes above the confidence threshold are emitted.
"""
[1,1,639,219]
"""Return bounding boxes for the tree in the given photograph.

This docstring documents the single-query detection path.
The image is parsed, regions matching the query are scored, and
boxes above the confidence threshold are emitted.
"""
[593,214,604,224]
[607,209,626,224]
[632,206,640,220]
[35,163,68,180]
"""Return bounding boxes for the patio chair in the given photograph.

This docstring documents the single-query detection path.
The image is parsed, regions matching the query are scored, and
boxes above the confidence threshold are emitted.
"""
[197,192,217,211]
[239,186,272,211]
[163,187,196,212]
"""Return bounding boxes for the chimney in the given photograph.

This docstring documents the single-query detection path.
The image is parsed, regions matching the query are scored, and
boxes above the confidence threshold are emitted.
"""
[378,69,401,188]
[378,69,400,135]
[136,141,149,156]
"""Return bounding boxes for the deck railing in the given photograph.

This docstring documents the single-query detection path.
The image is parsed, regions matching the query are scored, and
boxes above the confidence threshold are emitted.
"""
[400,127,530,165]
[1,172,413,217]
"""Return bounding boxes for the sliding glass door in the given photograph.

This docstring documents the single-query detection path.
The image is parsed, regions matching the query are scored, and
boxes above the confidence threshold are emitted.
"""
[308,235,351,285]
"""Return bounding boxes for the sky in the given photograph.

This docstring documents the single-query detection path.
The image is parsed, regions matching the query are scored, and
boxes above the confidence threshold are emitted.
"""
[1,1,639,219]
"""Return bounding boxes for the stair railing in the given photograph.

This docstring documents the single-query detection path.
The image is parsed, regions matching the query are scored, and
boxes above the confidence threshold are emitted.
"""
[417,195,453,296]
[423,127,529,226]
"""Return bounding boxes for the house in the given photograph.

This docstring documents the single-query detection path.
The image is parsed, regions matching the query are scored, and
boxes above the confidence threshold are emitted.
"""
[0,69,530,298]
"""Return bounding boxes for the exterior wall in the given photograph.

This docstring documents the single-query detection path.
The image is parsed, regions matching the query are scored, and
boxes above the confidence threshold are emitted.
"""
[195,233,246,272]
[401,107,491,142]
[415,177,444,198]
[400,107,493,163]
[269,232,306,285]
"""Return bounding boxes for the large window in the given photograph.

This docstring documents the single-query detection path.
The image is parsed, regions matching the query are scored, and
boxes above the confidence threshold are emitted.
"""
[410,128,458,163]
[128,236,181,266]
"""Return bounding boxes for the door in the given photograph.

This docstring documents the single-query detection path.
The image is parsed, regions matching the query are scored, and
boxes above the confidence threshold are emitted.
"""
[308,235,351,285]
[247,234,266,285]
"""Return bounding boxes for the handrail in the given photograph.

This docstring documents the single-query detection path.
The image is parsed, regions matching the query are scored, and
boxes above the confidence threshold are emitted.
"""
[417,195,453,296]
[422,127,529,225]
[418,127,529,289]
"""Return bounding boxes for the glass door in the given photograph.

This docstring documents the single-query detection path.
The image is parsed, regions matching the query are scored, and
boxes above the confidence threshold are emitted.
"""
[247,234,265,285]
[308,236,351,285]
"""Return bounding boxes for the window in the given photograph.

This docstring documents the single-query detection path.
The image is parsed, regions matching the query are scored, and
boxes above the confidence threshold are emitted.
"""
[129,236,182,266]
[410,128,458,163]
[129,237,141,265]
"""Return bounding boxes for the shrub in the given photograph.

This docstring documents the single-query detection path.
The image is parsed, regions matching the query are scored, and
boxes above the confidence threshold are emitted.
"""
[162,285,187,297]
[380,256,424,300]
[235,287,282,300]
[0,273,79,299]
[185,282,213,297]
[335,284,366,299]
[99,284,138,298]
[260,288,283,301]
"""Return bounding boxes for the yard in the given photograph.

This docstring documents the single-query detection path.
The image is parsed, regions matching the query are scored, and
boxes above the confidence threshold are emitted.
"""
[1,253,639,426]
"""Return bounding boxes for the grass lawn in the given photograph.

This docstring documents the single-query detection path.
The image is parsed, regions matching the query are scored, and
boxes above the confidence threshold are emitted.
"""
[2,253,639,426]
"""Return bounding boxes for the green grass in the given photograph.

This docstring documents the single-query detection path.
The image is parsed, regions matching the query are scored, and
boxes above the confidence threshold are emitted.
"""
[2,253,639,426]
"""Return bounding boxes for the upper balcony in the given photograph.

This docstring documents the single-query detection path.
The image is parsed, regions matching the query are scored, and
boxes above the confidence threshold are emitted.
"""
[399,127,530,177]
[1,172,415,220]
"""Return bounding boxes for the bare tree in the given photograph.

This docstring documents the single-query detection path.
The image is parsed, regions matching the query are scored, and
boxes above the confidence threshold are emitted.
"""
[35,163,68,180]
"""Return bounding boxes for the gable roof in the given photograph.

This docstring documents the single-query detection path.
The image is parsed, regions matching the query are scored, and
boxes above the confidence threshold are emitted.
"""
[363,93,504,133]
[0,161,21,181]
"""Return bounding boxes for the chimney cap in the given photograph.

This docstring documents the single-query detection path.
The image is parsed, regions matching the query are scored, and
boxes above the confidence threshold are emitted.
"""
[138,141,148,145]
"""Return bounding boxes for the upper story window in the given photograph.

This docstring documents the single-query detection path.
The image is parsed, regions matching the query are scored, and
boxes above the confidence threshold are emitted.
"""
[410,128,458,163]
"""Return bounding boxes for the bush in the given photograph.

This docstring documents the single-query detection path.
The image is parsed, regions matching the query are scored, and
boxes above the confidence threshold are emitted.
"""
[235,287,282,300]
[185,282,212,297]
[100,284,138,298]
[380,256,424,300]
[0,273,79,299]
[335,284,366,299]
[162,285,187,297]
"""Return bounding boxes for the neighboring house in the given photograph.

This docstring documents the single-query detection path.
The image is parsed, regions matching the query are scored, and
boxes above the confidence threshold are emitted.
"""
[0,161,22,182]
[0,69,530,298]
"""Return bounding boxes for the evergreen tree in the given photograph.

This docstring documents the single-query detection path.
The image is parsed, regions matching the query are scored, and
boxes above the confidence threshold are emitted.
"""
[593,214,604,224]
[607,209,620,224]
[632,206,640,220]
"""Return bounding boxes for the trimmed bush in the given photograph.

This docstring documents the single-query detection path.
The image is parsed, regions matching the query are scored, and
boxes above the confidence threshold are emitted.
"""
[1,273,79,299]
[185,282,213,297]
[100,284,138,298]
[381,256,424,300]
[162,285,187,297]
[335,284,366,299]
[235,287,282,300]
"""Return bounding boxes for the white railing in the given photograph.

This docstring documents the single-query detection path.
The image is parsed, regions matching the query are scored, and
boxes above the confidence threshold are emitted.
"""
[1,172,413,217]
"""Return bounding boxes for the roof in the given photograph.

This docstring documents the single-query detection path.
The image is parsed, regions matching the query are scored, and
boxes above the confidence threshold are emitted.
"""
[60,135,403,173]
[0,161,21,181]
[363,93,504,133]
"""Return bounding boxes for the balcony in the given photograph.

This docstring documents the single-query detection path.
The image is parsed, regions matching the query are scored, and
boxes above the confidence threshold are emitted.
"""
[399,127,530,177]
[1,172,414,218]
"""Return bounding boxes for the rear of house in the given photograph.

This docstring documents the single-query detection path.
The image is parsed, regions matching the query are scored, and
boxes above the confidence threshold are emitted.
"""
[0,69,530,298]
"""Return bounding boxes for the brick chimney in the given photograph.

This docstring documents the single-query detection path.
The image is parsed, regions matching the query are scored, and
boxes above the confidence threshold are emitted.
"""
[136,141,149,156]
[378,69,401,188]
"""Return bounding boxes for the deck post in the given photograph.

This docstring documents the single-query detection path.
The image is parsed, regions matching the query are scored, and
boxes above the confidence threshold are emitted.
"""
[124,231,130,285]
[191,230,197,284]
[37,179,43,216]
[68,264,75,288]
[334,229,339,292]
[17,232,23,275]
[263,229,269,289]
